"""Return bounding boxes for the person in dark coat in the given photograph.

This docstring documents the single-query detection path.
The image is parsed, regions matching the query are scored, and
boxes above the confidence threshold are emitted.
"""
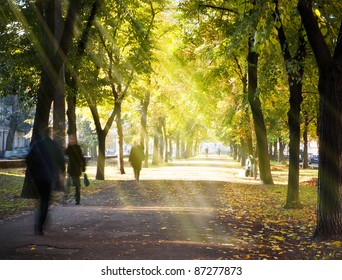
[26,127,65,235]
[129,144,145,182]
[65,134,85,205]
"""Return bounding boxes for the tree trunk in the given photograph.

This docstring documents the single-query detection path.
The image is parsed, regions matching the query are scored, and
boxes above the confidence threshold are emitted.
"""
[181,140,185,158]
[87,99,117,180]
[302,111,309,169]
[66,0,102,136]
[240,138,246,167]
[53,64,66,148]
[315,66,342,237]
[273,141,278,161]
[278,138,286,162]
[185,138,193,158]
[96,130,106,180]
[152,134,160,165]
[144,134,149,168]
[23,1,80,197]
[66,76,77,136]
[52,0,65,148]
[233,143,238,160]
[169,137,173,160]
[298,0,342,238]
[158,118,164,162]
[6,95,18,151]
[116,108,125,174]
[176,133,180,159]
[163,124,168,163]
[140,92,150,167]
[286,82,303,208]
[247,37,274,184]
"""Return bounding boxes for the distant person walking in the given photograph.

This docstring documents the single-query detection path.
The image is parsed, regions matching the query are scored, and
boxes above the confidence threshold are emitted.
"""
[25,127,65,235]
[65,134,86,205]
[129,144,145,182]
[205,147,209,157]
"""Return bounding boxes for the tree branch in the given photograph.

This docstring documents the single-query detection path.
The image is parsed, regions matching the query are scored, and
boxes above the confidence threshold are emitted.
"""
[273,0,291,63]
[333,21,342,62]
[58,0,80,59]
[297,0,331,68]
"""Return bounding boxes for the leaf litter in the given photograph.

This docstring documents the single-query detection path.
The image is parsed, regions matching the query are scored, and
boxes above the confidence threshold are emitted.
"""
[84,179,342,259]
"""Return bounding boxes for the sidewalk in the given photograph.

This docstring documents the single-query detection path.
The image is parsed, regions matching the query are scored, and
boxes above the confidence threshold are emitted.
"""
[0,156,244,260]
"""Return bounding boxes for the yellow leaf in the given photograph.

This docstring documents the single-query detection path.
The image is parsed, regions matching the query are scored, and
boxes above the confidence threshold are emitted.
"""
[315,9,321,17]
[273,236,285,242]
[331,241,342,248]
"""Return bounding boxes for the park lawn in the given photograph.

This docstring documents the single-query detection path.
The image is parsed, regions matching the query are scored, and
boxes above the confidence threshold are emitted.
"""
[0,169,36,218]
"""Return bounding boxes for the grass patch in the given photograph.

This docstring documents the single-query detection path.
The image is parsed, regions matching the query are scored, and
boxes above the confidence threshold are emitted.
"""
[0,169,35,219]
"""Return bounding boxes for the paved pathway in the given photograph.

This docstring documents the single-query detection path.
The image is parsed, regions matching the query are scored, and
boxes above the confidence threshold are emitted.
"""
[0,155,257,260]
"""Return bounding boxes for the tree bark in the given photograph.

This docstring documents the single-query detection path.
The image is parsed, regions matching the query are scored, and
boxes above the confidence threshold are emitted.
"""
[140,92,150,167]
[66,75,77,136]
[96,130,106,180]
[240,138,246,167]
[116,105,125,174]
[162,120,168,163]
[152,134,160,165]
[278,138,286,162]
[176,133,180,159]
[298,0,342,238]
[5,95,18,151]
[247,37,274,184]
[302,110,309,169]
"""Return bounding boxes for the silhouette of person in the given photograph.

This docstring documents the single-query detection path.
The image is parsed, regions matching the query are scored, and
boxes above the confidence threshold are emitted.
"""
[26,127,65,235]
[65,134,85,205]
[129,144,145,182]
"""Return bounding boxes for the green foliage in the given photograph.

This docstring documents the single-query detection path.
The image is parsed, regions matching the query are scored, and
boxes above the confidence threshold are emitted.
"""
[0,1,40,107]
[0,0,328,160]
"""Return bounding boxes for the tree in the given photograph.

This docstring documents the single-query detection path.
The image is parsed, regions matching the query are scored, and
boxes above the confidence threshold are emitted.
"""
[79,0,159,179]
[31,0,80,145]
[66,0,102,137]
[244,2,274,185]
[272,0,306,207]
[16,0,80,197]
[298,0,342,238]
[177,0,274,184]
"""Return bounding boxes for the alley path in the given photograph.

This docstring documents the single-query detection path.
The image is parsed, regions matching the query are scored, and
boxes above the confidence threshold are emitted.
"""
[0,155,254,260]
[89,154,264,184]
[0,155,326,260]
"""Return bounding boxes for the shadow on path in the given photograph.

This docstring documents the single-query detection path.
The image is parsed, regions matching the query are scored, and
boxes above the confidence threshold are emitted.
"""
[0,156,248,259]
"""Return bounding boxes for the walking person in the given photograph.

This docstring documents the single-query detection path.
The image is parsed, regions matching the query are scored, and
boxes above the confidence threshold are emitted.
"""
[129,144,145,182]
[25,127,65,235]
[65,134,86,205]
